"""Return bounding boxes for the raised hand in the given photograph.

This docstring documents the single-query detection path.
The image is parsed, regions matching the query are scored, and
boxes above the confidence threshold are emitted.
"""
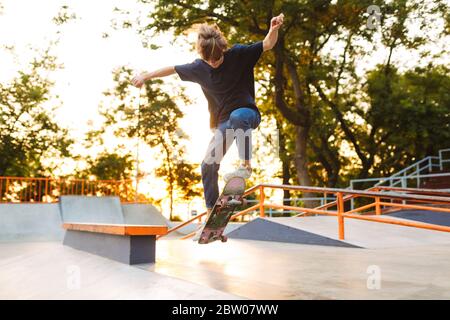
[270,13,284,31]
[131,73,147,88]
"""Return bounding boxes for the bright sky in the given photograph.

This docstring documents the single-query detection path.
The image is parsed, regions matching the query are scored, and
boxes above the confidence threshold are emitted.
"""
[0,0,212,159]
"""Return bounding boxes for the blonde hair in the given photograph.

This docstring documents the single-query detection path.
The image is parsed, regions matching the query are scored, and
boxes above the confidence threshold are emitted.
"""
[196,23,228,62]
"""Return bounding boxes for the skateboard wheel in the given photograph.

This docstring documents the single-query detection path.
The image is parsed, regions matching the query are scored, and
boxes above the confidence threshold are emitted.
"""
[221,235,228,242]
[228,199,242,206]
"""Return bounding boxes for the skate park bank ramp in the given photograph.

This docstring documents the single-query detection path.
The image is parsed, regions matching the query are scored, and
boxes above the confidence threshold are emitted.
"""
[59,196,168,226]
[122,203,167,226]
[227,211,450,249]
[388,210,450,227]
[59,196,125,224]
[227,217,360,248]
[0,197,168,242]
[0,203,64,242]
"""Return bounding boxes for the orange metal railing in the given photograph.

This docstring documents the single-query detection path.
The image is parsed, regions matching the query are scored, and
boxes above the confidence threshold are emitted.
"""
[232,184,450,240]
[156,210,208,240]
[0,176,138,203]
[172,183,450,241]
[372,186,450,197]
[288,185,450,217]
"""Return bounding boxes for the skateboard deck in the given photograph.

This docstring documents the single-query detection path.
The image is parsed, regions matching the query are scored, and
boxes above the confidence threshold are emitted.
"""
[198,176,246,244]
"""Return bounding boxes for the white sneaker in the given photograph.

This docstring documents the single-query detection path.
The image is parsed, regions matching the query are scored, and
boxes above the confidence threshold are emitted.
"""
[224,165,252,182]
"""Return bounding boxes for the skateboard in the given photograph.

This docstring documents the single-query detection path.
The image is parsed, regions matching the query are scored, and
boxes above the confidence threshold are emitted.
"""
[198,176,246,244]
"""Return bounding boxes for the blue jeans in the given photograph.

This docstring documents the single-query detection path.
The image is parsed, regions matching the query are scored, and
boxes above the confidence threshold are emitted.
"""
[201,107,261,208]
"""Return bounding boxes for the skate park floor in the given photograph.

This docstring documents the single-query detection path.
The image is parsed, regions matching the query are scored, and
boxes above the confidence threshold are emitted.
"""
[148,238,450,299]
[0,241,241,300]
[2,199,450,300]
[2,237,450,299]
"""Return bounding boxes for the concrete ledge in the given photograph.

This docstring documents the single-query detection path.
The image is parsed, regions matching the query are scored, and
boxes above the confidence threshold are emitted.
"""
[63,223,167,264]
[63,230,157,264]
[63,223,167,236]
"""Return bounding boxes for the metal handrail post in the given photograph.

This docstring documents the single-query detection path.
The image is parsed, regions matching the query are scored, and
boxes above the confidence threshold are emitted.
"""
[375,197,381,215]
[416,164,420,187]
[44,179,49,202]
[337,192,345,240]
[350,181,354,211]
[5,178,9,202]
[401,177,407,205]
[259,185,265,218]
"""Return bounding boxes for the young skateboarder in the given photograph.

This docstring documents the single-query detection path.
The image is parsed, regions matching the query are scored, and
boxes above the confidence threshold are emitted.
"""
[132,14,284,215]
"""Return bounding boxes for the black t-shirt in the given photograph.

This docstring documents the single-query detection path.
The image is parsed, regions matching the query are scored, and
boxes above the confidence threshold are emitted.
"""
[175,41,263,128]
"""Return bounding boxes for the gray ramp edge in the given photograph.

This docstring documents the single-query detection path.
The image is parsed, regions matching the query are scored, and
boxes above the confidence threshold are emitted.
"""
[227,218,361,248]
[122,203,167,226]
[388,210,450,227]
[59,196,124,224]
[0,203,64,241]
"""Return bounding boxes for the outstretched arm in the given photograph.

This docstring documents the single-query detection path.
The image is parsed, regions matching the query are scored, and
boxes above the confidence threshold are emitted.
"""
[263,13,284,52]
[131,66,175,88]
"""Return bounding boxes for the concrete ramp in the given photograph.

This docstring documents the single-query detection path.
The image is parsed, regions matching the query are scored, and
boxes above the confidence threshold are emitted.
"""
[0,197,166,243]
[388,210,450,227]
[59,196,124,224]
[228,215,450,249]
[227,218,359,248]
[122,203,168,226]
[0,203,64,242]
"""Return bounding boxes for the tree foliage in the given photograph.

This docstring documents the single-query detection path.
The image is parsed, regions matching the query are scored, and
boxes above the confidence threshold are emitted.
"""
[0,47,73,177]
[77,151,134,181]
[101,67,201,219]
[364,64,450,177]
[135,0,449,196]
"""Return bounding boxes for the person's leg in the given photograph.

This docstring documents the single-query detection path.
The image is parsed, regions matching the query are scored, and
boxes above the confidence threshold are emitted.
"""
[224,107,261,180]
[201,121,234,209]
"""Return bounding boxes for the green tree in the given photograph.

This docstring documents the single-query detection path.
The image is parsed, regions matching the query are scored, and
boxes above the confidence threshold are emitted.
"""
[364,65,450,178]
[79,151,134,180]
[311,0,449,183]
[101,67,201,219]
[123,0,448,199]
[0,47,73,177]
